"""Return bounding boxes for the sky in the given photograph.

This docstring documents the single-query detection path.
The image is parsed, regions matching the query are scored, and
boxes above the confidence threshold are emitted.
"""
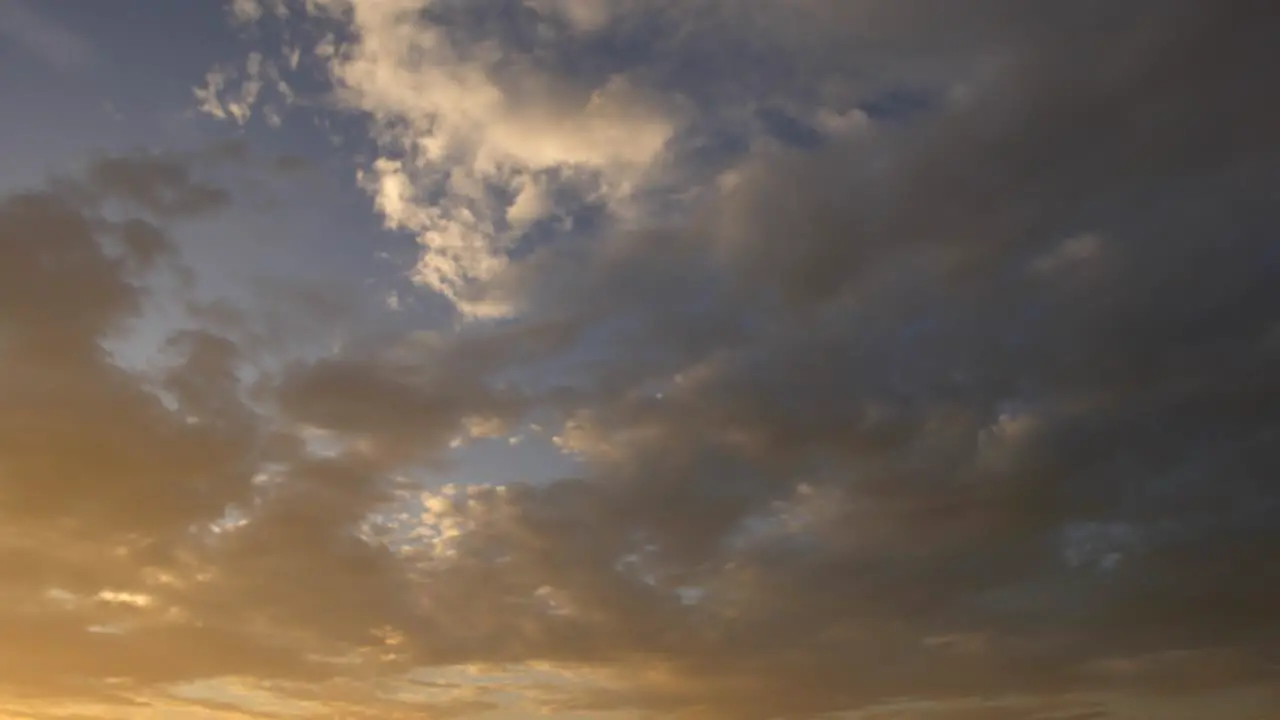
[0,1,1277,718]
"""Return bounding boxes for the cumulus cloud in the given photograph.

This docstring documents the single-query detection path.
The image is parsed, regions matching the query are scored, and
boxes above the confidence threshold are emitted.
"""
[196,0,769,317]
[0,159,297,704]
[9,0,1280,718]
[326,0,682,316]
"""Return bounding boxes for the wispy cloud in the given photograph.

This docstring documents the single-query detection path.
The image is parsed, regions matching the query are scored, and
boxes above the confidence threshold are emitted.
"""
[0,0,94,70]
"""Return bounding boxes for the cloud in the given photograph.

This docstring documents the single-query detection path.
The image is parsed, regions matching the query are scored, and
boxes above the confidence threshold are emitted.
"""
[0,149,551,716]
[0,158,324,706]
[228,0,289,26]
[194,51,292,127]
[1030,233,1104,274]
[78,153,234,218]
[9,0,1280,718]
[0,0,94,70]
[199,0,786,317]
[274,351,526,464]
[324,0,681,316]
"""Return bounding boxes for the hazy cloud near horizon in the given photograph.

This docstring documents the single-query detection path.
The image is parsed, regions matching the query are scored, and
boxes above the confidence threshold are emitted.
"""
[1,1,1278,718]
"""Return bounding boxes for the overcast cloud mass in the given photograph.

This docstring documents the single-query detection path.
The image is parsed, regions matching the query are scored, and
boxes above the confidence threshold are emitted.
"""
[1,1,1278,718]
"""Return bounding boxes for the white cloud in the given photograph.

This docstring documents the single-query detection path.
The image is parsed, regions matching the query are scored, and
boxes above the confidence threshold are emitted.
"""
[206,0,684,318]
[230,0,266,23]
[201,0,912,321]
[506,175,553,231]
[229,0,290,25]
[524,0,613,33]
[193,51,288,126]
[321,0,679,316]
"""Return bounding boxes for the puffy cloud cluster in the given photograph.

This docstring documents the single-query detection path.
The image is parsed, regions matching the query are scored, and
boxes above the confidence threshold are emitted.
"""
[0,149,484,707]
[7,0,1280,718]
[208,0,693,316]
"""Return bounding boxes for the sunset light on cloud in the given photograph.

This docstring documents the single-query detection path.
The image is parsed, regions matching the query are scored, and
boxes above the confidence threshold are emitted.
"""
[0,1,1278,718]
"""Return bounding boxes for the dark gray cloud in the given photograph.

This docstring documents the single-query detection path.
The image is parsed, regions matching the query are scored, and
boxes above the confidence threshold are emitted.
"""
[394,0,1280,715]
[81,153,234,219]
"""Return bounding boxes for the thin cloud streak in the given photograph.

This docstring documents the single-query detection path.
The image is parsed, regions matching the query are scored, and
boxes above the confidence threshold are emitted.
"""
[0,0,94,70]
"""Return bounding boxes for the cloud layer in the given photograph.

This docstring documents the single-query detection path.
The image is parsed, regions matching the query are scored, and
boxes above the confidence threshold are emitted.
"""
[4,0,1279,718]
